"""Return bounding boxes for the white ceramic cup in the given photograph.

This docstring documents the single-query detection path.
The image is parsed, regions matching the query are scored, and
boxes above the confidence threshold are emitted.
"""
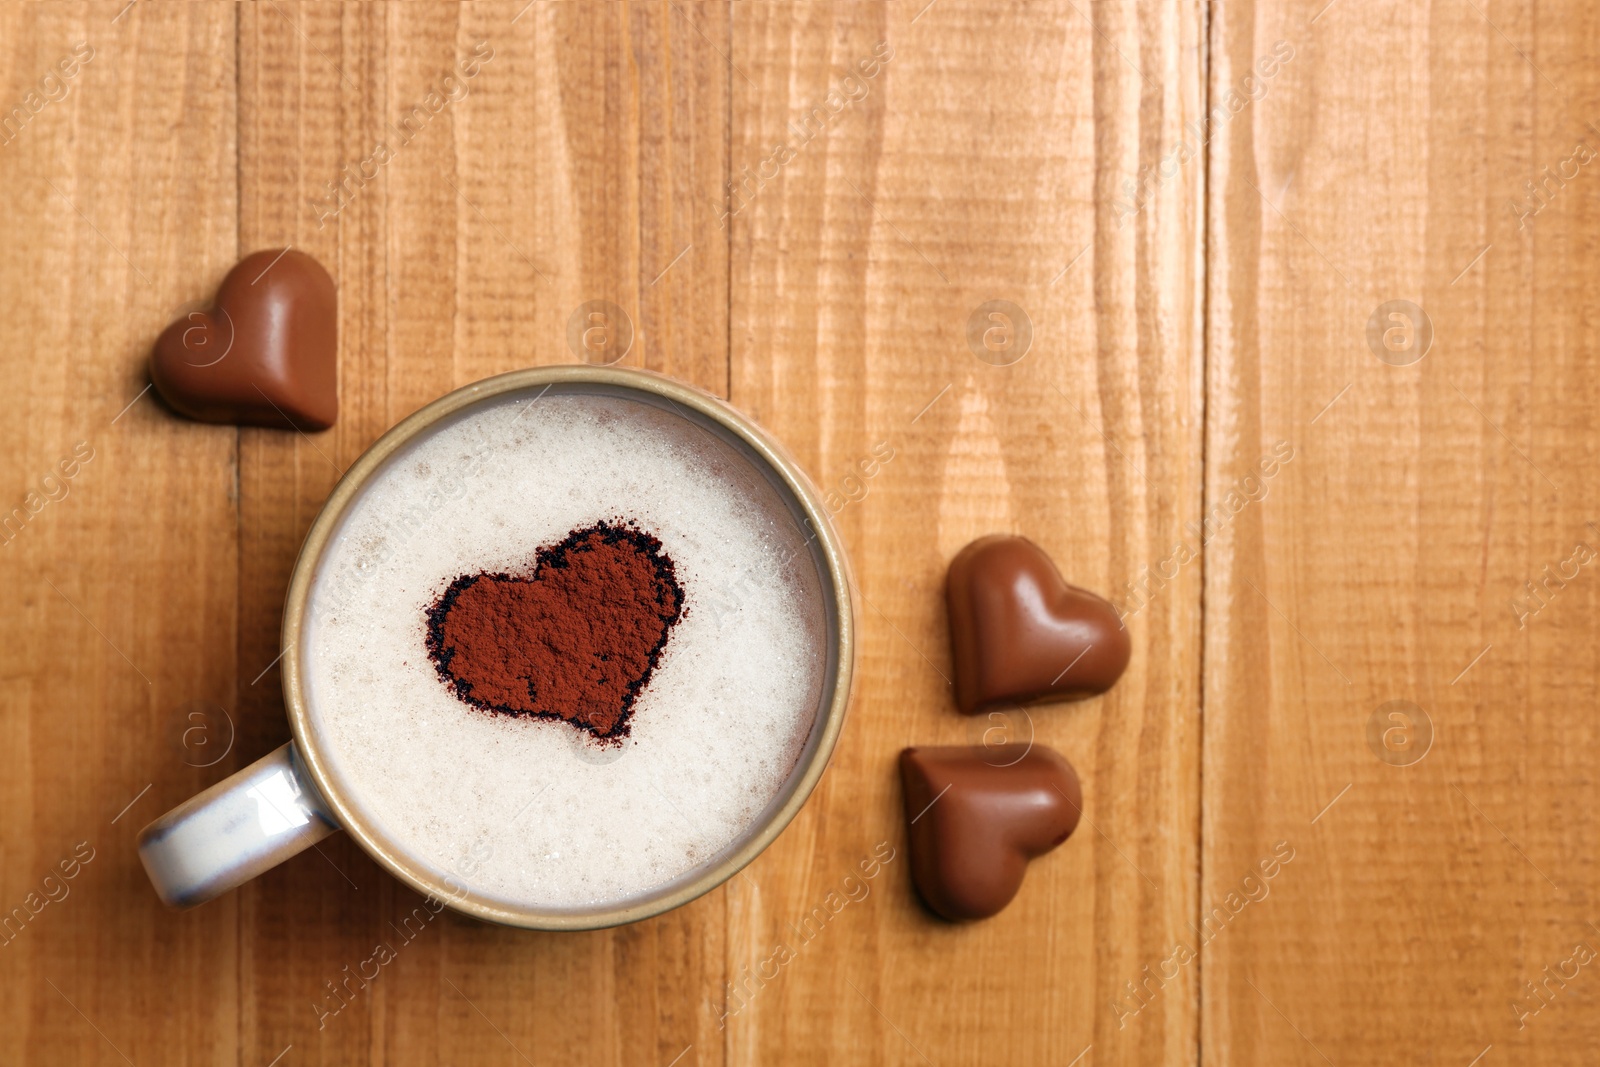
[137,367,854,930]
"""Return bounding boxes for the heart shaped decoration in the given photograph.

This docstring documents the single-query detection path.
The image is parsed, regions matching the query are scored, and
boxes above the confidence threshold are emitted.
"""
[150,248,338,430]
[946,535,1130,715]
[425,522,684,739]
[899,744,1081,921]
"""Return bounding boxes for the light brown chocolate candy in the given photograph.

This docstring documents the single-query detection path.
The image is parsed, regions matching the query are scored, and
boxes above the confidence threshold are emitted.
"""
[151,249,337,430]
[946,535,1129,715]
[899,744,1081,921]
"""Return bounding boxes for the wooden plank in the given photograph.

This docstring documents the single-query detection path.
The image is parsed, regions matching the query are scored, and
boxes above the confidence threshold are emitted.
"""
[235,7,387,1065]
[729,3,1204,1065]
[1205,1,1600,1064]
[234,3,731,1065]
[0,2,239,1065]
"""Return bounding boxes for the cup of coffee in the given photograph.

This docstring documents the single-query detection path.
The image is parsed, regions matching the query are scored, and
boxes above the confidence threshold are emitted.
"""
[138,367,853,929]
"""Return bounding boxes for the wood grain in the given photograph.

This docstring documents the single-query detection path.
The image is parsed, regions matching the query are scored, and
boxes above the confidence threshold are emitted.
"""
[0,3,240,1064]
[727,3,1202,1066]
[1205,1,1600,1065]
[28,0,1600,1065]
[231,4,730,1067]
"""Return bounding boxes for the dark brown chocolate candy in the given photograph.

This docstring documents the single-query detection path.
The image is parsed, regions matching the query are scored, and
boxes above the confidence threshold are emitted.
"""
[900,744,1081,921]
[946,535,1129,715]
[150,249,338,430]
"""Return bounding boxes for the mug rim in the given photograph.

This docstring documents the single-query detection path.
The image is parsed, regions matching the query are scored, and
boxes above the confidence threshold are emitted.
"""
[279,366,854,930]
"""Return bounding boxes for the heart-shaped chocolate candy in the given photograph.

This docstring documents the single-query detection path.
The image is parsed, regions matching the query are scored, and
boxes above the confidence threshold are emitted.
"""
[946,535,1129,715]
[425,523,684,739]
[150,248,338,430]
[900,744,1081,921]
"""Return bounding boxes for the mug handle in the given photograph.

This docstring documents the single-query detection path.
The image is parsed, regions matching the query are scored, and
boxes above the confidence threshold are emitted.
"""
[137,742,340,908]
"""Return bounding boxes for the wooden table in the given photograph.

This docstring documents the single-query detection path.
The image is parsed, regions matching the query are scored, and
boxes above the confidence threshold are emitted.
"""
[1,2,1594,1063]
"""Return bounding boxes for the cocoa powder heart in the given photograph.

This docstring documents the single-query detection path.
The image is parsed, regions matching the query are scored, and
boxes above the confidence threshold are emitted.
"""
[899,744,1082,921]
[425,522,684,739]
[946,535,1130,715]
[149,248,338,430]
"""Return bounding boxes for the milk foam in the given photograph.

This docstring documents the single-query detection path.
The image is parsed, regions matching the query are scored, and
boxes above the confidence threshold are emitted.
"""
[302,389,828,912]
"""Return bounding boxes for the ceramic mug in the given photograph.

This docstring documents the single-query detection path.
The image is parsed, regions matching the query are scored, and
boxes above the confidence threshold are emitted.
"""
[137,367,853,929]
